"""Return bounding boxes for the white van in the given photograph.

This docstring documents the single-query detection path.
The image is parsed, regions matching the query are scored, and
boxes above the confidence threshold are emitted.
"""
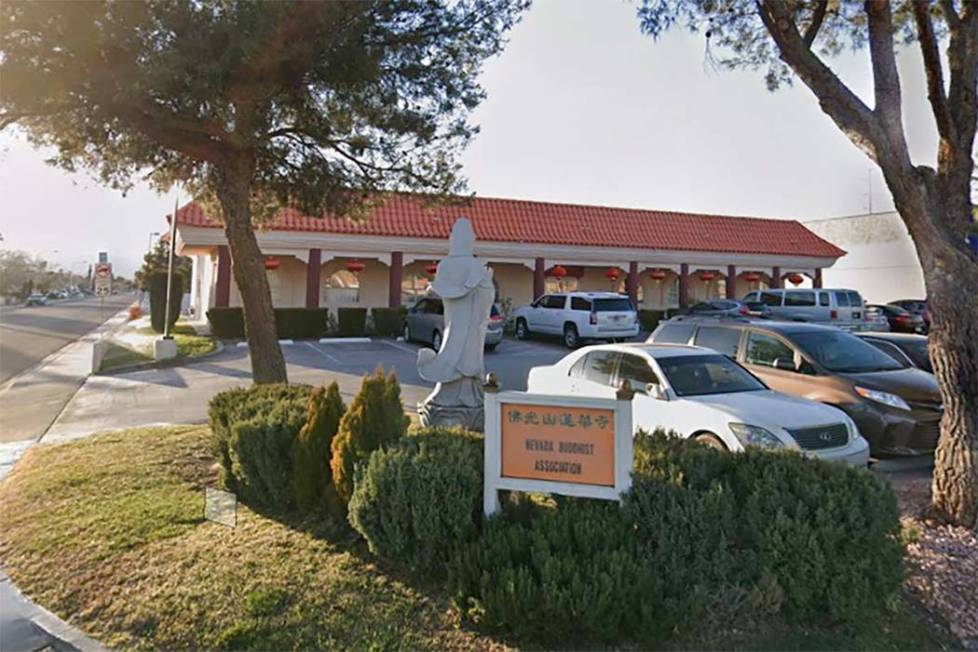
[742,288,867,331]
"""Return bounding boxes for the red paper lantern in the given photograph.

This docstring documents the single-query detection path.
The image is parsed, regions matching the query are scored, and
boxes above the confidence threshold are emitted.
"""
[424,262,438,275]
[699,270,716,281]
[264,256,280,270]
[604,267,621,281]
[550,265,567,279]
[648,269,667,280]
[742,272,760,283]
[345,259,366,274]
[787,273,804,286]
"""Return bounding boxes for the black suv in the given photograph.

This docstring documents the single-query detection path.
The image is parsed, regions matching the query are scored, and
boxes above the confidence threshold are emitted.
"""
[648,317,942,456]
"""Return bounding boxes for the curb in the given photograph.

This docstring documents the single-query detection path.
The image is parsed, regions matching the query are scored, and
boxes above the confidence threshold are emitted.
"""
[95,340,225,376]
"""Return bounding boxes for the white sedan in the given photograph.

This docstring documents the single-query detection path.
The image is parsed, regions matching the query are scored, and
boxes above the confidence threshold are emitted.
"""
[526,343,870,466]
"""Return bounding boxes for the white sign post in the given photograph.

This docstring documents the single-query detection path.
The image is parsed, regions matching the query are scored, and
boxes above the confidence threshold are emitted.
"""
[483,376,634,516]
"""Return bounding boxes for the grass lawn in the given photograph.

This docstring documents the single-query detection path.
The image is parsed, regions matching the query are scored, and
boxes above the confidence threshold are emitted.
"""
[0,426,956,651]
[99,323,216,372]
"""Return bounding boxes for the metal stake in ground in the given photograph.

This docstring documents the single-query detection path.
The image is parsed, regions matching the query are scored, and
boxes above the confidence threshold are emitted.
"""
[163,196,179,340]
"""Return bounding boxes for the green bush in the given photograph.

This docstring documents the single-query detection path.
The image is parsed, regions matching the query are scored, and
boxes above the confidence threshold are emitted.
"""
[337,307,367,337]
[444,430,903,646]
[207,307,329,340]
[370,306,407,337]
[208,384,311,501]
[149,272,183,333]
[275,308,329,339]
[292,383,346,513]
[207,307,245,339]
[348,427,483,572]
[330,368,410,513]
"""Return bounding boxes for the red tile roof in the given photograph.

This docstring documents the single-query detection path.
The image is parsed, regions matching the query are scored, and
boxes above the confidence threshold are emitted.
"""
[175,195,845,258]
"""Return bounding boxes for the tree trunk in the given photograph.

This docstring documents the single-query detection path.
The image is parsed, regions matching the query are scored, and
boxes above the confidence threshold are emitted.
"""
[922,239,978,530]
[215,159,288,385]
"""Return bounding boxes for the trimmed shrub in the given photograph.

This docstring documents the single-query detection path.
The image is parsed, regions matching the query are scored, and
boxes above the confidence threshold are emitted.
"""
[207,307,329,340]
[208,384,311,501]
[348,427,483,572]
[292,383,346,513]
[337,307,367,337]
[149,272,183,333]
[330,368,409,512]
[444,430,903,646]
[275,308,329,339]
[370,306,407,337]
[207,307,245,339]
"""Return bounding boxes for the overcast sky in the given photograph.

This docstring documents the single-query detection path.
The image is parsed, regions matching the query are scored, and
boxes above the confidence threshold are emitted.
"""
[0,0,938,277]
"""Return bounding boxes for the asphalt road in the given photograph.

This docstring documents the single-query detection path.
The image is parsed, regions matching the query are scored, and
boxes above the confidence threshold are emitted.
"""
[0,295,133,385]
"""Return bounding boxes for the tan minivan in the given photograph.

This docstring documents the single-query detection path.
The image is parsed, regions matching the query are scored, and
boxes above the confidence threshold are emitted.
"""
[648,317,942,456]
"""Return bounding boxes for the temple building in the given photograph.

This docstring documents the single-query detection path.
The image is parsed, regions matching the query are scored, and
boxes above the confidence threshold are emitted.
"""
[172,194,845,316]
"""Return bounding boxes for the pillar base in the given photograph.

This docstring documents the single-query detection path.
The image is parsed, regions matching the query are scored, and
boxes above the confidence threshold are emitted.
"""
[417,378,485,431]
[153,337,178,361]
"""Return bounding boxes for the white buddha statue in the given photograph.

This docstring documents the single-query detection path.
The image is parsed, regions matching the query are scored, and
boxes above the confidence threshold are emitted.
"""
[417,217,495,430]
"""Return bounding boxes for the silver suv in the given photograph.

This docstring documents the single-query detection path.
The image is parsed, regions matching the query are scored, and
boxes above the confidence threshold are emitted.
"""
[401,295,504,352]
[742,288,867,331]
[512,292,639,348]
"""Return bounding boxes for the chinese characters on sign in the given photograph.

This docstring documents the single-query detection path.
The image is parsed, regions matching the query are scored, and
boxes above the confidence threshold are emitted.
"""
[500,402,616,487]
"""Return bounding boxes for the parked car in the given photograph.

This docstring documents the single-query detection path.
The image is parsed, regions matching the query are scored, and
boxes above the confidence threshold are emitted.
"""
[887,299,930,332]
[401,295,503,351]
[867,303,925,333]
[685,299,763,318]
[647,317,942,456]
[741,288,867,331]
[862,305,892,332]
[513,292,639,348]
[527,343,869,466]
[857,333,932,374]
[25,292,47,306]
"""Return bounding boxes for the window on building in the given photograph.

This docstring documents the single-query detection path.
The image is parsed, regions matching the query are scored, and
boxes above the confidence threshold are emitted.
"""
[323,269,359,305]
[546,277,578,294]
[401,273,430,305]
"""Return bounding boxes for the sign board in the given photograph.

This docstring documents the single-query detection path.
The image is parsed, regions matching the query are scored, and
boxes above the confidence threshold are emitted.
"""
[94,281,111,296]
[98,251,108,264]
[483,388,633,515]
[94,263,112,278]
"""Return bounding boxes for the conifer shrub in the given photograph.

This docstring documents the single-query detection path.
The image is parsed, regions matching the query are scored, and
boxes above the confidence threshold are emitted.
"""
[149,271,183,333]
[329,368,409,513]
[208,384,311,499]
[292,383,346,513]
[348,427,483,572]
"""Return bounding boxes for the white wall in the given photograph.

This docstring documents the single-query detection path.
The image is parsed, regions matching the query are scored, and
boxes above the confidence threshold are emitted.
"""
[804,212,925,303]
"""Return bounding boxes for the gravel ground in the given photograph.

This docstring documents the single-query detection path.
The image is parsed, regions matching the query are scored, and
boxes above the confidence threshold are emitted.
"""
[891,474,978,650]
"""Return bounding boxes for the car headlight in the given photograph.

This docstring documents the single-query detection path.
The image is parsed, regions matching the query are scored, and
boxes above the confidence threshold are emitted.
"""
[854,386,911,411]
[728,423,786,450]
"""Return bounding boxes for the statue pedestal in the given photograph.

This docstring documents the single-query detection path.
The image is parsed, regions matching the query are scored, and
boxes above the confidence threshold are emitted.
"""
[417,378,485,431]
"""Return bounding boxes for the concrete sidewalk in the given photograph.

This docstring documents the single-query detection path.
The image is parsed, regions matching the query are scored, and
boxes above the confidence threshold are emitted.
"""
[0,308,130,443]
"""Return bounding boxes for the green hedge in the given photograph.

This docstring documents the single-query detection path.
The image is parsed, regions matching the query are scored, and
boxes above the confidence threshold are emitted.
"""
[208,384,312,506]
[206,307,328,340]
[337,307,367,337]
[352,428,903,646]
[206,307,246,339]
[637,308,679,332]
[348,427,483,572]
[370,306,407,337]
[149,272,183,333]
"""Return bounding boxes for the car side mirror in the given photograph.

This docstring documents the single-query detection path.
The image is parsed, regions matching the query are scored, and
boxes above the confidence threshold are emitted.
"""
[645,383,667,400]
[773,358,796,372]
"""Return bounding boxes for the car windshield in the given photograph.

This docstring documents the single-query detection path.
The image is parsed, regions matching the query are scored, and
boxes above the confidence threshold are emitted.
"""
[593,297,633,311]
[658,354,767,397]
[793,331,904,373]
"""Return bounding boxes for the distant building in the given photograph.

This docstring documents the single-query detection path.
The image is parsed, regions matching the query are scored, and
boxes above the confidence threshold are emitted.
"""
[172,194,845,316]
[803,211,925,303]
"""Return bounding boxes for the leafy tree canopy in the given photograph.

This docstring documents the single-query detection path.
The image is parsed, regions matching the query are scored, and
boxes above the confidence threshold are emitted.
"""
[1,0,528,219]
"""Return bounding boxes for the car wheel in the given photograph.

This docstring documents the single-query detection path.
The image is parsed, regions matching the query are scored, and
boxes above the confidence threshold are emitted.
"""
[431,330,442,350]
[563,324,579,349]
[486,343,498,353]
[693,432,728,451]
[515,318,529,340]
[402,323,411,343]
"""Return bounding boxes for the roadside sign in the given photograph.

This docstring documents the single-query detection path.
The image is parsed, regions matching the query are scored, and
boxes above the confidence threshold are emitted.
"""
[95,284,110,297]
[483,384,634,515]
[98,251,108,264]
[95,263,111,278]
